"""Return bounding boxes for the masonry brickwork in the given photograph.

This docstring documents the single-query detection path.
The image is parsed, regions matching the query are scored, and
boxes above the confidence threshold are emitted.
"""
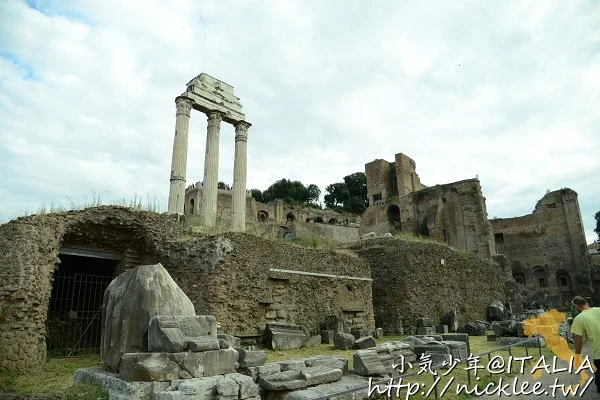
[490,188,594,308]
[0,207,373,370]
[361,153,496,259]
[346,237,509,333]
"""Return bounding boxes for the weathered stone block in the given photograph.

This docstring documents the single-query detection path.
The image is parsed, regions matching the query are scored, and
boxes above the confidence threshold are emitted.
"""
[218,334,241,348]
[442,333,470,356]
[353,350,387,376]
[119,353,181,382]
[416,326,435,335]
[333,333,355,350]
[237,349,267,368]
[258,366,342,391]
[354,336,376,349]
[278,360,307,371]
[302,335,322,348]
[101,264,196,372]
[304,356,348,373]
[263,323,307,350]
[440,340,468,360]
[435,324,448,334]
[350,329,370,339]
[229,373,260,399]
[373,328,384,339]
[187,337,221,352]
[203,349,238,376]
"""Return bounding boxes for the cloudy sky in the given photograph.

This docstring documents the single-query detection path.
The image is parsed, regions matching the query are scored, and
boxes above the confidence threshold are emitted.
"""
[0,0,598,243]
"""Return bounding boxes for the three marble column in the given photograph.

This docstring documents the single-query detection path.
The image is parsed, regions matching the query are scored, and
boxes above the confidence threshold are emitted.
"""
[167,96,250,232]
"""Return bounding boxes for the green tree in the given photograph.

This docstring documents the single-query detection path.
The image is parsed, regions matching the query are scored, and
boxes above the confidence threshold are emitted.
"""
[324,172,368,214]
[218,181,231,190]
[249,189,263,203]
[595,211,600,241]
[260,178,321,207]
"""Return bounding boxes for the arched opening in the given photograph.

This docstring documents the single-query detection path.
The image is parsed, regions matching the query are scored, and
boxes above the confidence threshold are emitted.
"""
[314,217,324,223]
[257,210,269,222]
[47,221,156,358]
[556,270,573,303]
[189,198,194,214]
[418,217,430,237]
[533,266,548,288]
[387,205,401,230]
[328,218,338,224]
[513,272,526,286]
[286,212,295,222]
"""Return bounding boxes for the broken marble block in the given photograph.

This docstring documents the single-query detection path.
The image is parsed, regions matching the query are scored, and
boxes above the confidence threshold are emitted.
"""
[237,349,267,368]
[333,333,355,350]
[304,356,348,373]
[373,328,384,339]
[259,366,342,391]
[442,333,470,356]
[119,348,238,382]
[353,341,416,376]
[302,335,322,348]
[148,315,219,353]
[436,324,448,334]
[263,322,308,350]
[416,326,435,335]
[353,350,387,376]
[218,334,242,348]
[355,336,376,349]
[440,340,468,361]
[101,264,197,371]
[413,342,451,359]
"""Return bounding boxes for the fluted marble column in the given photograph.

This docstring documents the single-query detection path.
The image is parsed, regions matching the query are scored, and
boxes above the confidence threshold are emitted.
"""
[168,96,193,214]
[231,121,250,232]
[201,111,223,228]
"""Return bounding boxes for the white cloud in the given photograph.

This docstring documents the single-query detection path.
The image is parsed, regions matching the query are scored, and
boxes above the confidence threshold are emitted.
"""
[0,0,598,244]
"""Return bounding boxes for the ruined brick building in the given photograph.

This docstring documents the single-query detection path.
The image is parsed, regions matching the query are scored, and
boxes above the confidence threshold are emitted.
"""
[360,153,496,259]
[491,188,595,307]
[361,152,594,310]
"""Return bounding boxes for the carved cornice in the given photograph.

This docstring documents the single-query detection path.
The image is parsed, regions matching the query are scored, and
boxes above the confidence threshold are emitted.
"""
[235,121,250,142]
[175,97,193,117]
[207,111,224,127]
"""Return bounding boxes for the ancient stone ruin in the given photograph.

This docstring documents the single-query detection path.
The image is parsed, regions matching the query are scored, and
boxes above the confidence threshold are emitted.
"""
[75,262,388,399]
[168,73,251,232]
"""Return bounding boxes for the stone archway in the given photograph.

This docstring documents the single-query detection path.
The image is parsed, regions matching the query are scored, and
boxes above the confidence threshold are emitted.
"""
[257,210,269,222]
[387,205,401,230]
[532,266,548,288]
[556,270,573,303]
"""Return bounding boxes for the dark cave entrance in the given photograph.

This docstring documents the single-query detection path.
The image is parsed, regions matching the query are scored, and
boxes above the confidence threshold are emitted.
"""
[46,248,120,357]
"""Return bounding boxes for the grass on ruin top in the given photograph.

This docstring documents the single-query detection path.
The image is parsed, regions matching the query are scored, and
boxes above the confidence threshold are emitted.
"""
[0,336,557,399]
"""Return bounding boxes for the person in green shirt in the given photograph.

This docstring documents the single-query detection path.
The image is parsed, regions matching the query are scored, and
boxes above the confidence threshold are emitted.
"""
[570,295,600,393]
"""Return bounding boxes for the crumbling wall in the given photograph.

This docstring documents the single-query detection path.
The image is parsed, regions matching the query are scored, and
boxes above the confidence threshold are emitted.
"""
[0,207,374,371]
[0,207,181,370]
[162,233,374,336]
[346,237,508,333]
[360,179,496,260]
[490,188,593,308]
[292,221,360,244]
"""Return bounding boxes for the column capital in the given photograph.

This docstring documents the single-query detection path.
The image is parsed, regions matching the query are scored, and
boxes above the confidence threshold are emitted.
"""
[235,121,250,141]
[175,96,193,117]
[206,111,224,127]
